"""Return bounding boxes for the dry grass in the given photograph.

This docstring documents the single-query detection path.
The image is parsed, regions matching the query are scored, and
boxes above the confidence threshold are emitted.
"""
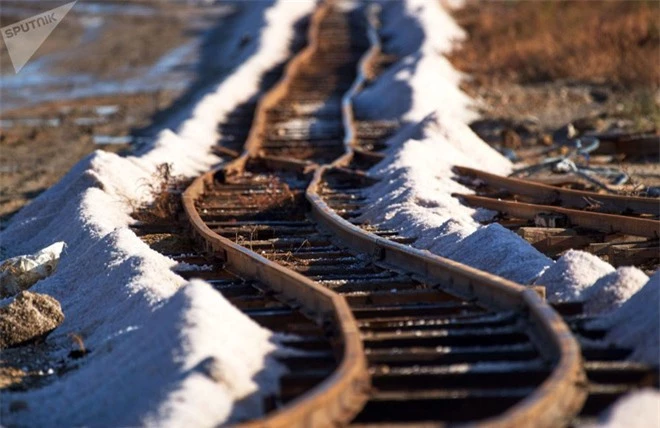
[133,163,182,223]
[449,1,660,88]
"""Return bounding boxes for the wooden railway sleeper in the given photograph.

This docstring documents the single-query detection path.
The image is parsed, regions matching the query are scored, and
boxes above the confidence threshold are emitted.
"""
[181,2,596,427]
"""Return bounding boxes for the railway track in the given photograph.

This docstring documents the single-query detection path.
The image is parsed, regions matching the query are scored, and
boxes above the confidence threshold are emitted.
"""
[451,167,660,271]
[131,1,658,426]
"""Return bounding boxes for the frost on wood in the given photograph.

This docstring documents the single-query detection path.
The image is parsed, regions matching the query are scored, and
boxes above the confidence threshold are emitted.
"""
[0,291,64,349]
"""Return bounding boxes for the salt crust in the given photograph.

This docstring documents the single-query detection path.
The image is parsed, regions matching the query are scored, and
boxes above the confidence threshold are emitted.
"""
[357,0,654,365]
[0,2,313,426]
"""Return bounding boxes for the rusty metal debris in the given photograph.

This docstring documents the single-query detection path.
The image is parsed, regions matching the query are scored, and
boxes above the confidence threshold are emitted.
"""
[452,166,659,270]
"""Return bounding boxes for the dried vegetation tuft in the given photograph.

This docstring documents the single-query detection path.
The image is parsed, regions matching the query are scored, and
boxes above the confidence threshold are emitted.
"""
[133,163,184,223]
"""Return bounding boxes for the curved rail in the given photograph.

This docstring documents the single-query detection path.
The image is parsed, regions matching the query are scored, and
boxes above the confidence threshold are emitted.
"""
[183,174,369,427]
[336,4,381,166]
[304,5,588,427]
[227,1,330,176]
[183,3,370,426]
[183,2,589,426]
[307,153,588,428]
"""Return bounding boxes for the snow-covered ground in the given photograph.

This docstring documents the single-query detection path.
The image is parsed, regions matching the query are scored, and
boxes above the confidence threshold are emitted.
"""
[0,1,313,425]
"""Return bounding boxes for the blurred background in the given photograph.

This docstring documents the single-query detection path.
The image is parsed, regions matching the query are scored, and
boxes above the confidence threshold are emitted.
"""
[1,0,659,226]
[0,0,242,225]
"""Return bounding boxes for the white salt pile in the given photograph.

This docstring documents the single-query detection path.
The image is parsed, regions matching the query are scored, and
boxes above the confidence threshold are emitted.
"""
[583,267,650,315]
[5,281,283,426]
[356,0,658,371]
[593,271,660,365]
[534,250,615,302]
[355,113,553,285]
[0,1,314,425]
[594,389,660,428]
[446,224,555,285]
[356,0,553,285]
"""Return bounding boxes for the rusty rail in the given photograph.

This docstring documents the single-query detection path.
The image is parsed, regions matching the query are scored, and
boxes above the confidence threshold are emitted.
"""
[303,4,588,425]
[454,193,660,239]
[183,174,369,427]
[182,1,589,426]
[227,1,331,176]
[184,4,371,426]
[307,172,588,427]
[454,165,660,216]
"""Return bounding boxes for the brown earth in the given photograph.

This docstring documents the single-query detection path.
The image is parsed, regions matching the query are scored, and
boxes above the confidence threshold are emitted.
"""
[0,1,199,76]
[448,0,660,189]
[0,1,230,227]
[0,92,179,226]
[449,1,660,88]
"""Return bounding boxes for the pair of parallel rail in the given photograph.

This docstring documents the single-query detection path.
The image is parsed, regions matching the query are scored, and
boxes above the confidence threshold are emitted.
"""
[451,167,659,269]
[134,1,657,426]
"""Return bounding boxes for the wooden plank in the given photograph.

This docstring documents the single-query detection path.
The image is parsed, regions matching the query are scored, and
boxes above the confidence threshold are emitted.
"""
[535,235,595,256]
[517,227,576,245]
[609,247,660,267]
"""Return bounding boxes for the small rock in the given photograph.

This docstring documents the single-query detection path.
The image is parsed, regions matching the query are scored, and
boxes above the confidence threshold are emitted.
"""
[0,291,64,349]
[538,133,554,146]
[514,117,541,135]
[573,115,605,133]
[239,33,252,48]
[9,400,28,413]
[645,187,660,198]
[590,88,609,103]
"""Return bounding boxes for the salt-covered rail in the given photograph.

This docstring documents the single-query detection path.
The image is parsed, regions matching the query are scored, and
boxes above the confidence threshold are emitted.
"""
[177,1,657,426]
[183,4,370,426]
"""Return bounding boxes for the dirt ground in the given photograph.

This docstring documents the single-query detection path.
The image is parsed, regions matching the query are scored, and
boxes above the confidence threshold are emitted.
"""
[448,0,660,190]
[0,1,232,227]
[0,92,179,224]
